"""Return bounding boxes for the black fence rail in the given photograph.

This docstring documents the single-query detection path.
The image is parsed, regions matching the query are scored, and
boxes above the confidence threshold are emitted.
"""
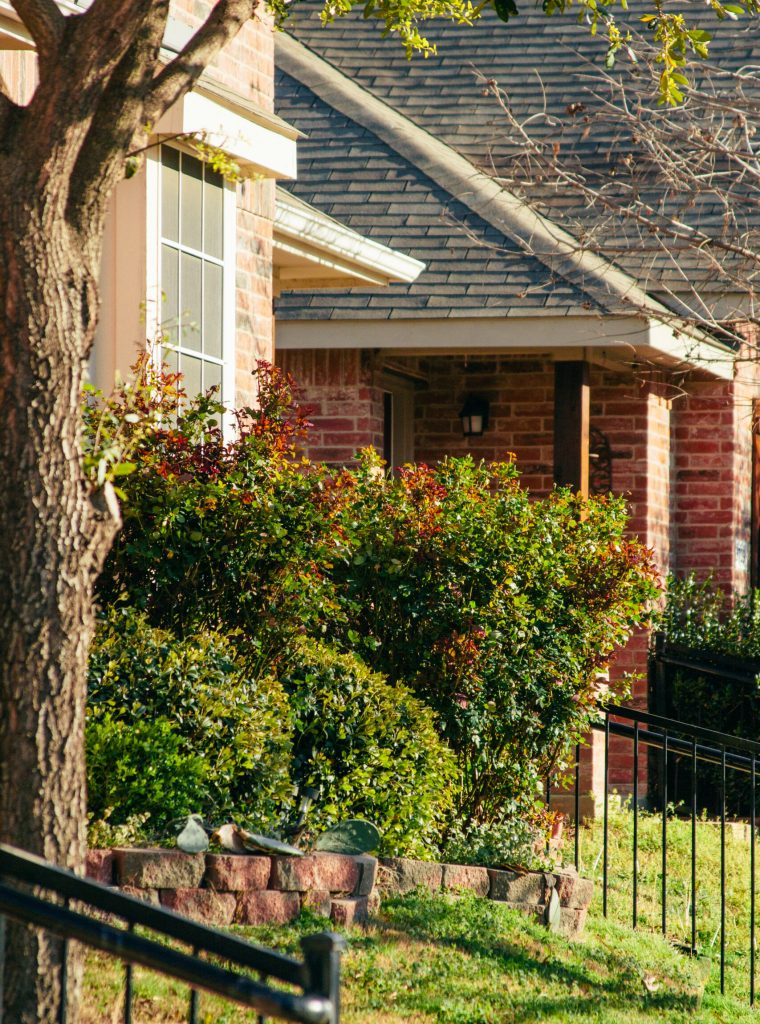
[0,843,344,1024]
[649,636,760,816]
[549,704,760,1004]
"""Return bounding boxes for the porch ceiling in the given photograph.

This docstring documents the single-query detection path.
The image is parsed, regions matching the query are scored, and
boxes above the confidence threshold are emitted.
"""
[275,314,735,380]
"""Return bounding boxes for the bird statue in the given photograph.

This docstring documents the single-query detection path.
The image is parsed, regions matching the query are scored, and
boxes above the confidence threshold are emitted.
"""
[176,814,210,854]
[210,821,304,857]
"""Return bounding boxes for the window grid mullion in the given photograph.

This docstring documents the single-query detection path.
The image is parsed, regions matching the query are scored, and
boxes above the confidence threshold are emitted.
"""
[159,145,227,398]
[160,238,225,269]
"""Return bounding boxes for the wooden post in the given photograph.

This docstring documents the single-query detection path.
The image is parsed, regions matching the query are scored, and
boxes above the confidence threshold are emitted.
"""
[553,360,590,497]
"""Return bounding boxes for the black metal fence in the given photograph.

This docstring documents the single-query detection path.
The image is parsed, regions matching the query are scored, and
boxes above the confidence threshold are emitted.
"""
[0,843,344,1023]
[650,636,760,816]
[550,703,760,1004]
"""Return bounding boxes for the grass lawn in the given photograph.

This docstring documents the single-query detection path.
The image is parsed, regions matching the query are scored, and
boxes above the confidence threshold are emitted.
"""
[81,801,760,1022]
[580,797,759,1013]
[83,892,712,1024]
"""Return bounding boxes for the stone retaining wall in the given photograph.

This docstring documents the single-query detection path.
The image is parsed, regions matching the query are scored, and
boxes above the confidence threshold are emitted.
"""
[85,849,593,937]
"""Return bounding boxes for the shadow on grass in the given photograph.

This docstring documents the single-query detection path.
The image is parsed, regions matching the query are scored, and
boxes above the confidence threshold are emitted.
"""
[361,891,702,1021]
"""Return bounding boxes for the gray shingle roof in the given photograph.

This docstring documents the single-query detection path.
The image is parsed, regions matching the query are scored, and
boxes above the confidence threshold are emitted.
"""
[275,68,603,319]
[275,4,760,320]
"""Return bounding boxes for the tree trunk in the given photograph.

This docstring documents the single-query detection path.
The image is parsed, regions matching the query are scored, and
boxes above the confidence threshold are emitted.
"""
[0,190,119,1023]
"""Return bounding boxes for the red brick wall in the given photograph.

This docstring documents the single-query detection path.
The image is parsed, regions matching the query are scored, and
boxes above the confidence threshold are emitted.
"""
[171,1,274,111]
[672,355,759,593]
[411,356,555,493]
[280,349,385,464]
[280,351,559,482]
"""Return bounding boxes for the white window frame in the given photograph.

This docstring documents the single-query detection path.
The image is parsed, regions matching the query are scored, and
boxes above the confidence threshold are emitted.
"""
[146,143,236,422]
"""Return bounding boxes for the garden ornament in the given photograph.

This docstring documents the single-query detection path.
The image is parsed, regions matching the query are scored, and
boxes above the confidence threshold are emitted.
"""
[315,819,380,855]
[210,821,304,857]
[212,822,247,853]
[282,786,320,841]
[176,814,210,854]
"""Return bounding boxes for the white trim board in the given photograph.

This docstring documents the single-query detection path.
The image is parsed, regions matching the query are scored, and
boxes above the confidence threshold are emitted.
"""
[156,89,297,180]
[276,315,735,380]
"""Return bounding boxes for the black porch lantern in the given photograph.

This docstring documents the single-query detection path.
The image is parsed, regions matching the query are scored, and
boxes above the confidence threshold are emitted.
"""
[459,395,490,437]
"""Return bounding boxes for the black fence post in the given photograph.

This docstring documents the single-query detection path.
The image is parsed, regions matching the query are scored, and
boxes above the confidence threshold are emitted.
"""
[300,933,347,1024]
[0,909,5,1022]
[574,743,580,872]
[651,633,668,717]
[603,713,609,919]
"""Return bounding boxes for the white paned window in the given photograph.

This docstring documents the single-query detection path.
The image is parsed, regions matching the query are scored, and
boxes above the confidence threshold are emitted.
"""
[158,146,234,405]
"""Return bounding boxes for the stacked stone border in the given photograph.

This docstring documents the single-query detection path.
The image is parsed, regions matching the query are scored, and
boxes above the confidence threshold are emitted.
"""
[85,850,593,937]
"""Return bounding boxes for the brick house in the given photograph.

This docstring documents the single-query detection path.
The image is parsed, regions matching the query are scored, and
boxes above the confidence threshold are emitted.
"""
[270,11,760,799]
[2,1,757,802]
[0,1,422,411]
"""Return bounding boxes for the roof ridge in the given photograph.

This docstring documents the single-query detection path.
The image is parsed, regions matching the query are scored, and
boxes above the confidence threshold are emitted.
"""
[276,31,670,319]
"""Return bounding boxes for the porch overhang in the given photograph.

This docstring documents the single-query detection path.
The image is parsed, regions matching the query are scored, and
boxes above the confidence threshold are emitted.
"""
[274,189,426,292]
[275,314,735,380]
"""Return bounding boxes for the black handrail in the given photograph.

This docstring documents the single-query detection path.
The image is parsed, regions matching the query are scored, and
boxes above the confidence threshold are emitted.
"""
[604,702,760,757]
[0,845,306,986]
[0,843,345,1023]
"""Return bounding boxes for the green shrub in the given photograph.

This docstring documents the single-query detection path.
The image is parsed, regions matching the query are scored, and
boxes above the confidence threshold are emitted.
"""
[95,363,338,669]
[278,638,456,857]
[87,609,294,831]
[655,574,760,814]
[327,451,660,826]
[658,573,760,658]
[91,366,659,846]
[440,808,547,870]
[86,715,211,831]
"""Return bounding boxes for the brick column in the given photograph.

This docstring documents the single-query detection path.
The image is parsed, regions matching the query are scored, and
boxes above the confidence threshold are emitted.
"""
[235,178,275,407]
[278,349,385,464]
[672,355,759,593]
[589,371,672,802]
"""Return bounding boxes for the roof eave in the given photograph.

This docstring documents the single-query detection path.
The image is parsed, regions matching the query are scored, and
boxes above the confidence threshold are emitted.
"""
[275,187,425,288]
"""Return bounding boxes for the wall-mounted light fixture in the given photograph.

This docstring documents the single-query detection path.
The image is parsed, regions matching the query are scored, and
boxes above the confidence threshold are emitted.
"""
[459,396,490,437]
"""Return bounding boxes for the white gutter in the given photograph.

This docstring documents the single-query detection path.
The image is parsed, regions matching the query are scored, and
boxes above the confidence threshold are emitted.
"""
[275,187,425,286]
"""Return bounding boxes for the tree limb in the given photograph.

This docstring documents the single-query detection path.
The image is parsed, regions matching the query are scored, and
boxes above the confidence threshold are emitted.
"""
[0,83,20,142]
[9,0,63,62]
[66,8,170,234]
[144,0,259,127]
[66,0,165,96]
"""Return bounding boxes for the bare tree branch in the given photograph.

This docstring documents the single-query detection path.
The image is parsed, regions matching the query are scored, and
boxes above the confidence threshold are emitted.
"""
[469,38,760,349]
[144,0,259,127]
[9,0,63,62]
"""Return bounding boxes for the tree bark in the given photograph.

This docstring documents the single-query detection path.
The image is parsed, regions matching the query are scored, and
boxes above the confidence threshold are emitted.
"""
[0,186,120,1023]
[0,4,259,1019]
